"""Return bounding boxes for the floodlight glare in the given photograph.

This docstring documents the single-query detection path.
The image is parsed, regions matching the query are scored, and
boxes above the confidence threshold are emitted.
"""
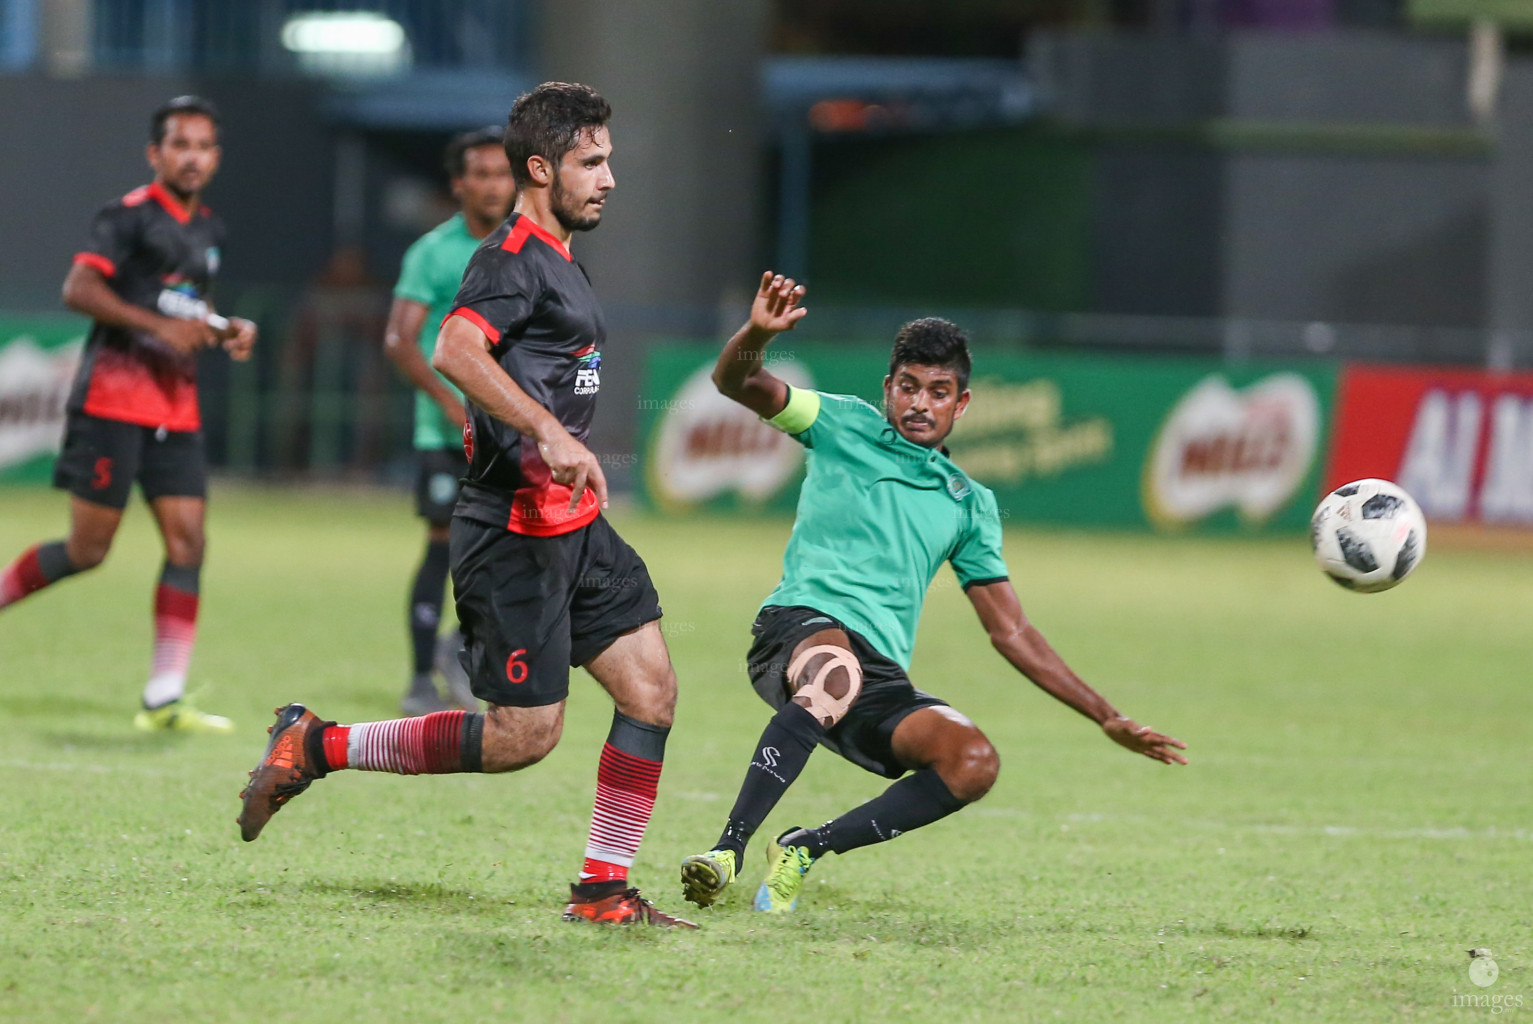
[281,12,407,56]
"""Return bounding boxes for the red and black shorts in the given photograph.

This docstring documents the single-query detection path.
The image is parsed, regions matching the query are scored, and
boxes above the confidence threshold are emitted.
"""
[449,514,662,707]
[747,604,947,780]
[52,411,207,511]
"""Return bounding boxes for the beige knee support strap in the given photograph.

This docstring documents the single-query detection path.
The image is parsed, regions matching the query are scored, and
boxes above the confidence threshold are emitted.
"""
[787,644,863,724]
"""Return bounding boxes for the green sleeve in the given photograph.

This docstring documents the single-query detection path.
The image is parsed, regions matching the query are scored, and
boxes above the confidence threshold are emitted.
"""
[951,489,1010,589]
[762,386,823,443]
[393,235,437,305]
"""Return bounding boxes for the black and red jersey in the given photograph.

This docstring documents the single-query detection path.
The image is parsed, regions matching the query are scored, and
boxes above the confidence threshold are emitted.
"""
[445,213,605,537]
[67,182,225,432]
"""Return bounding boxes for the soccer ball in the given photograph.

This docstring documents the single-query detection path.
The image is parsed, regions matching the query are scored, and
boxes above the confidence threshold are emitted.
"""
[1310,479,1427,593]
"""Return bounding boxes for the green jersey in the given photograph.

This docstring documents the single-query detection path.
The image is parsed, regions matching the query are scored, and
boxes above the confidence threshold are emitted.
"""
[393,212,478,450]
[761,387,1010,669]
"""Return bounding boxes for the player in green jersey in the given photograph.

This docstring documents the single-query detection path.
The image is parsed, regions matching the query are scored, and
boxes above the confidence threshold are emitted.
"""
[383,128,513,714]
[681,272,1189,913]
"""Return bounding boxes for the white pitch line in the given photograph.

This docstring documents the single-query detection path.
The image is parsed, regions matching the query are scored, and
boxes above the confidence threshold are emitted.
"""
[966,806,1533,842]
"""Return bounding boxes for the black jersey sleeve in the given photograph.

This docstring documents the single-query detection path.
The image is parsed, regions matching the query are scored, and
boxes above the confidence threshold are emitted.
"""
[76,202,141,278]
[449,246,538,352]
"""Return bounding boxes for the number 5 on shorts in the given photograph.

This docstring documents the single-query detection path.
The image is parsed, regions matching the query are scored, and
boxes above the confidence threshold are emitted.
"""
[506,649,528,684]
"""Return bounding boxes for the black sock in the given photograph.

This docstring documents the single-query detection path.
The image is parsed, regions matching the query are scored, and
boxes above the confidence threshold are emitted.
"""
[37,541,81,583]
[714,701,824,862]
[409,539,450,675]
[793,768,966,858]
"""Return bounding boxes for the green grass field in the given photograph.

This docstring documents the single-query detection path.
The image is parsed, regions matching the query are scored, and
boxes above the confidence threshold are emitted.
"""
[1,484,1529,1022]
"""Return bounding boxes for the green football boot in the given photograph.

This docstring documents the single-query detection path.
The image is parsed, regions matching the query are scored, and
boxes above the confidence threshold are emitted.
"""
[753,829,817,913]
[134,697,233,734]
[680,848,739,908]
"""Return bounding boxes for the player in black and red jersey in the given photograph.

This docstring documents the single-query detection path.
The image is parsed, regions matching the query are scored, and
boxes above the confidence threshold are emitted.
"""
[238,83,694,928]
[0,96,256,733]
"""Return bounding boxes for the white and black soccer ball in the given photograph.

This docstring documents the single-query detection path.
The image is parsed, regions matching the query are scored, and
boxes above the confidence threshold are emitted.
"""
[1310,479,1427,593]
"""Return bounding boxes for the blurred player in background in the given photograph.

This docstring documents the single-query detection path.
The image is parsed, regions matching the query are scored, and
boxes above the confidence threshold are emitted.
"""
[383,127,513,715]
[239,83,694,928]
[0,96,256,733]
[680,273,1187,913]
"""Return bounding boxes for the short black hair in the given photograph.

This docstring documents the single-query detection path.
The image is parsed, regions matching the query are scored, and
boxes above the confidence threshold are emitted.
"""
[445,126,506,179]
[504,82,611,187]
[150,95,219,145]
[889,318,972,391]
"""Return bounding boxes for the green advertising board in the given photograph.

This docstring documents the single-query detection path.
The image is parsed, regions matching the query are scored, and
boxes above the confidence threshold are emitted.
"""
[0,316,87,485]
[638,343,1338,532]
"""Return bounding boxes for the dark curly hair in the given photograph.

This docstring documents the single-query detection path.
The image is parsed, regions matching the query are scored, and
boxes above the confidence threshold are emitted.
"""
[889,318,971,391]
[504,82,611,187]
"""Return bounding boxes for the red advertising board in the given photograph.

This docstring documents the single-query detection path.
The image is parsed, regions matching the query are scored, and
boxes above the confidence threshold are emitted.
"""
[1326,363,1533,525]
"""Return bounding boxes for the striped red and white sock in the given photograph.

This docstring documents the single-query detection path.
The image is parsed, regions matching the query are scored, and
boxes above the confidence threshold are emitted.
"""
[322,711,482,774]
[578,712,670,885]
[142,584,198,708]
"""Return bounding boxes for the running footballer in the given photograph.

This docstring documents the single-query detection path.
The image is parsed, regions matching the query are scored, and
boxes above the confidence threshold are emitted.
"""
[680,273,1188,913]
[0,96,256,733]
[239,83,694,929]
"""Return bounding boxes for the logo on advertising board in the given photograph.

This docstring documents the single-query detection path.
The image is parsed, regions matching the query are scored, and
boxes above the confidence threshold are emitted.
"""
[1326,365,1533,527]
[0,337,83,474]
[645,362,813,509]
[1143,373,1320,529]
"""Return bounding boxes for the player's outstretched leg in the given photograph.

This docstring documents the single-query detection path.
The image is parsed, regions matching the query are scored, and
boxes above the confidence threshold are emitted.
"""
[0,541,87,611]
[237,704,486,841]
[752,707,996,914]
[682,629,855,907]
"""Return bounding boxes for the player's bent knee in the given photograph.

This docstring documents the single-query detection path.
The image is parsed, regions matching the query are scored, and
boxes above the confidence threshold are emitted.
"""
[66,538,111,571]
[944,737,1000,803]
[480,706,563,772]
[787,644,863,727]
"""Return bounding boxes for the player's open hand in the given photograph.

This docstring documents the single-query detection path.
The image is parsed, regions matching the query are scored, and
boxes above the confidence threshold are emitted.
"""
[537,427,609,513]
[222,317,258,362]
[157,317,219,356]
[750,271,807,335]
[1103,716,1188,765]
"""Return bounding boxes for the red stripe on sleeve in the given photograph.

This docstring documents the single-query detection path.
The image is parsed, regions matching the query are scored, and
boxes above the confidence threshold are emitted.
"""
[445,306,501,344]
[73,252,116,278]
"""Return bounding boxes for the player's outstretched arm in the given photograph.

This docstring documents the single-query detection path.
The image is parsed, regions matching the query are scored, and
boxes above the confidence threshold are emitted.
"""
[384,298,465,425]
[966,579,1188,766]
[433,314,607,512]
[712,271,807,418]
[62,261,216,356]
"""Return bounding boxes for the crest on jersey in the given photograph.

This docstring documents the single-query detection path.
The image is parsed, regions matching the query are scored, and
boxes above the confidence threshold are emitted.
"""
[206,246,220,275]
[574,349,601,396]
[945,470,971,500]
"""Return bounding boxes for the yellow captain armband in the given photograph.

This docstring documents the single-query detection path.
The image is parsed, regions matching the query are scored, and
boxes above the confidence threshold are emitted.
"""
[762,386,821,435]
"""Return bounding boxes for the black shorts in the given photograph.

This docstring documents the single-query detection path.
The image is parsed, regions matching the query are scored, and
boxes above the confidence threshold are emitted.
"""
[449,514,663,707]
[52,412,206,510]
[747,604,947,780]
[415,447,467,524]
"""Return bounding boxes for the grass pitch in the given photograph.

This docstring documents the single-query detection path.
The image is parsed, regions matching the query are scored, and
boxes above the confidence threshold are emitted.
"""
[0,484,1529,1022]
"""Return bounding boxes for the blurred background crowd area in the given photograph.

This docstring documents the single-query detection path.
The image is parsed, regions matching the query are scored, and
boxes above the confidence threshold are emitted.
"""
[1,0,1531,505]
